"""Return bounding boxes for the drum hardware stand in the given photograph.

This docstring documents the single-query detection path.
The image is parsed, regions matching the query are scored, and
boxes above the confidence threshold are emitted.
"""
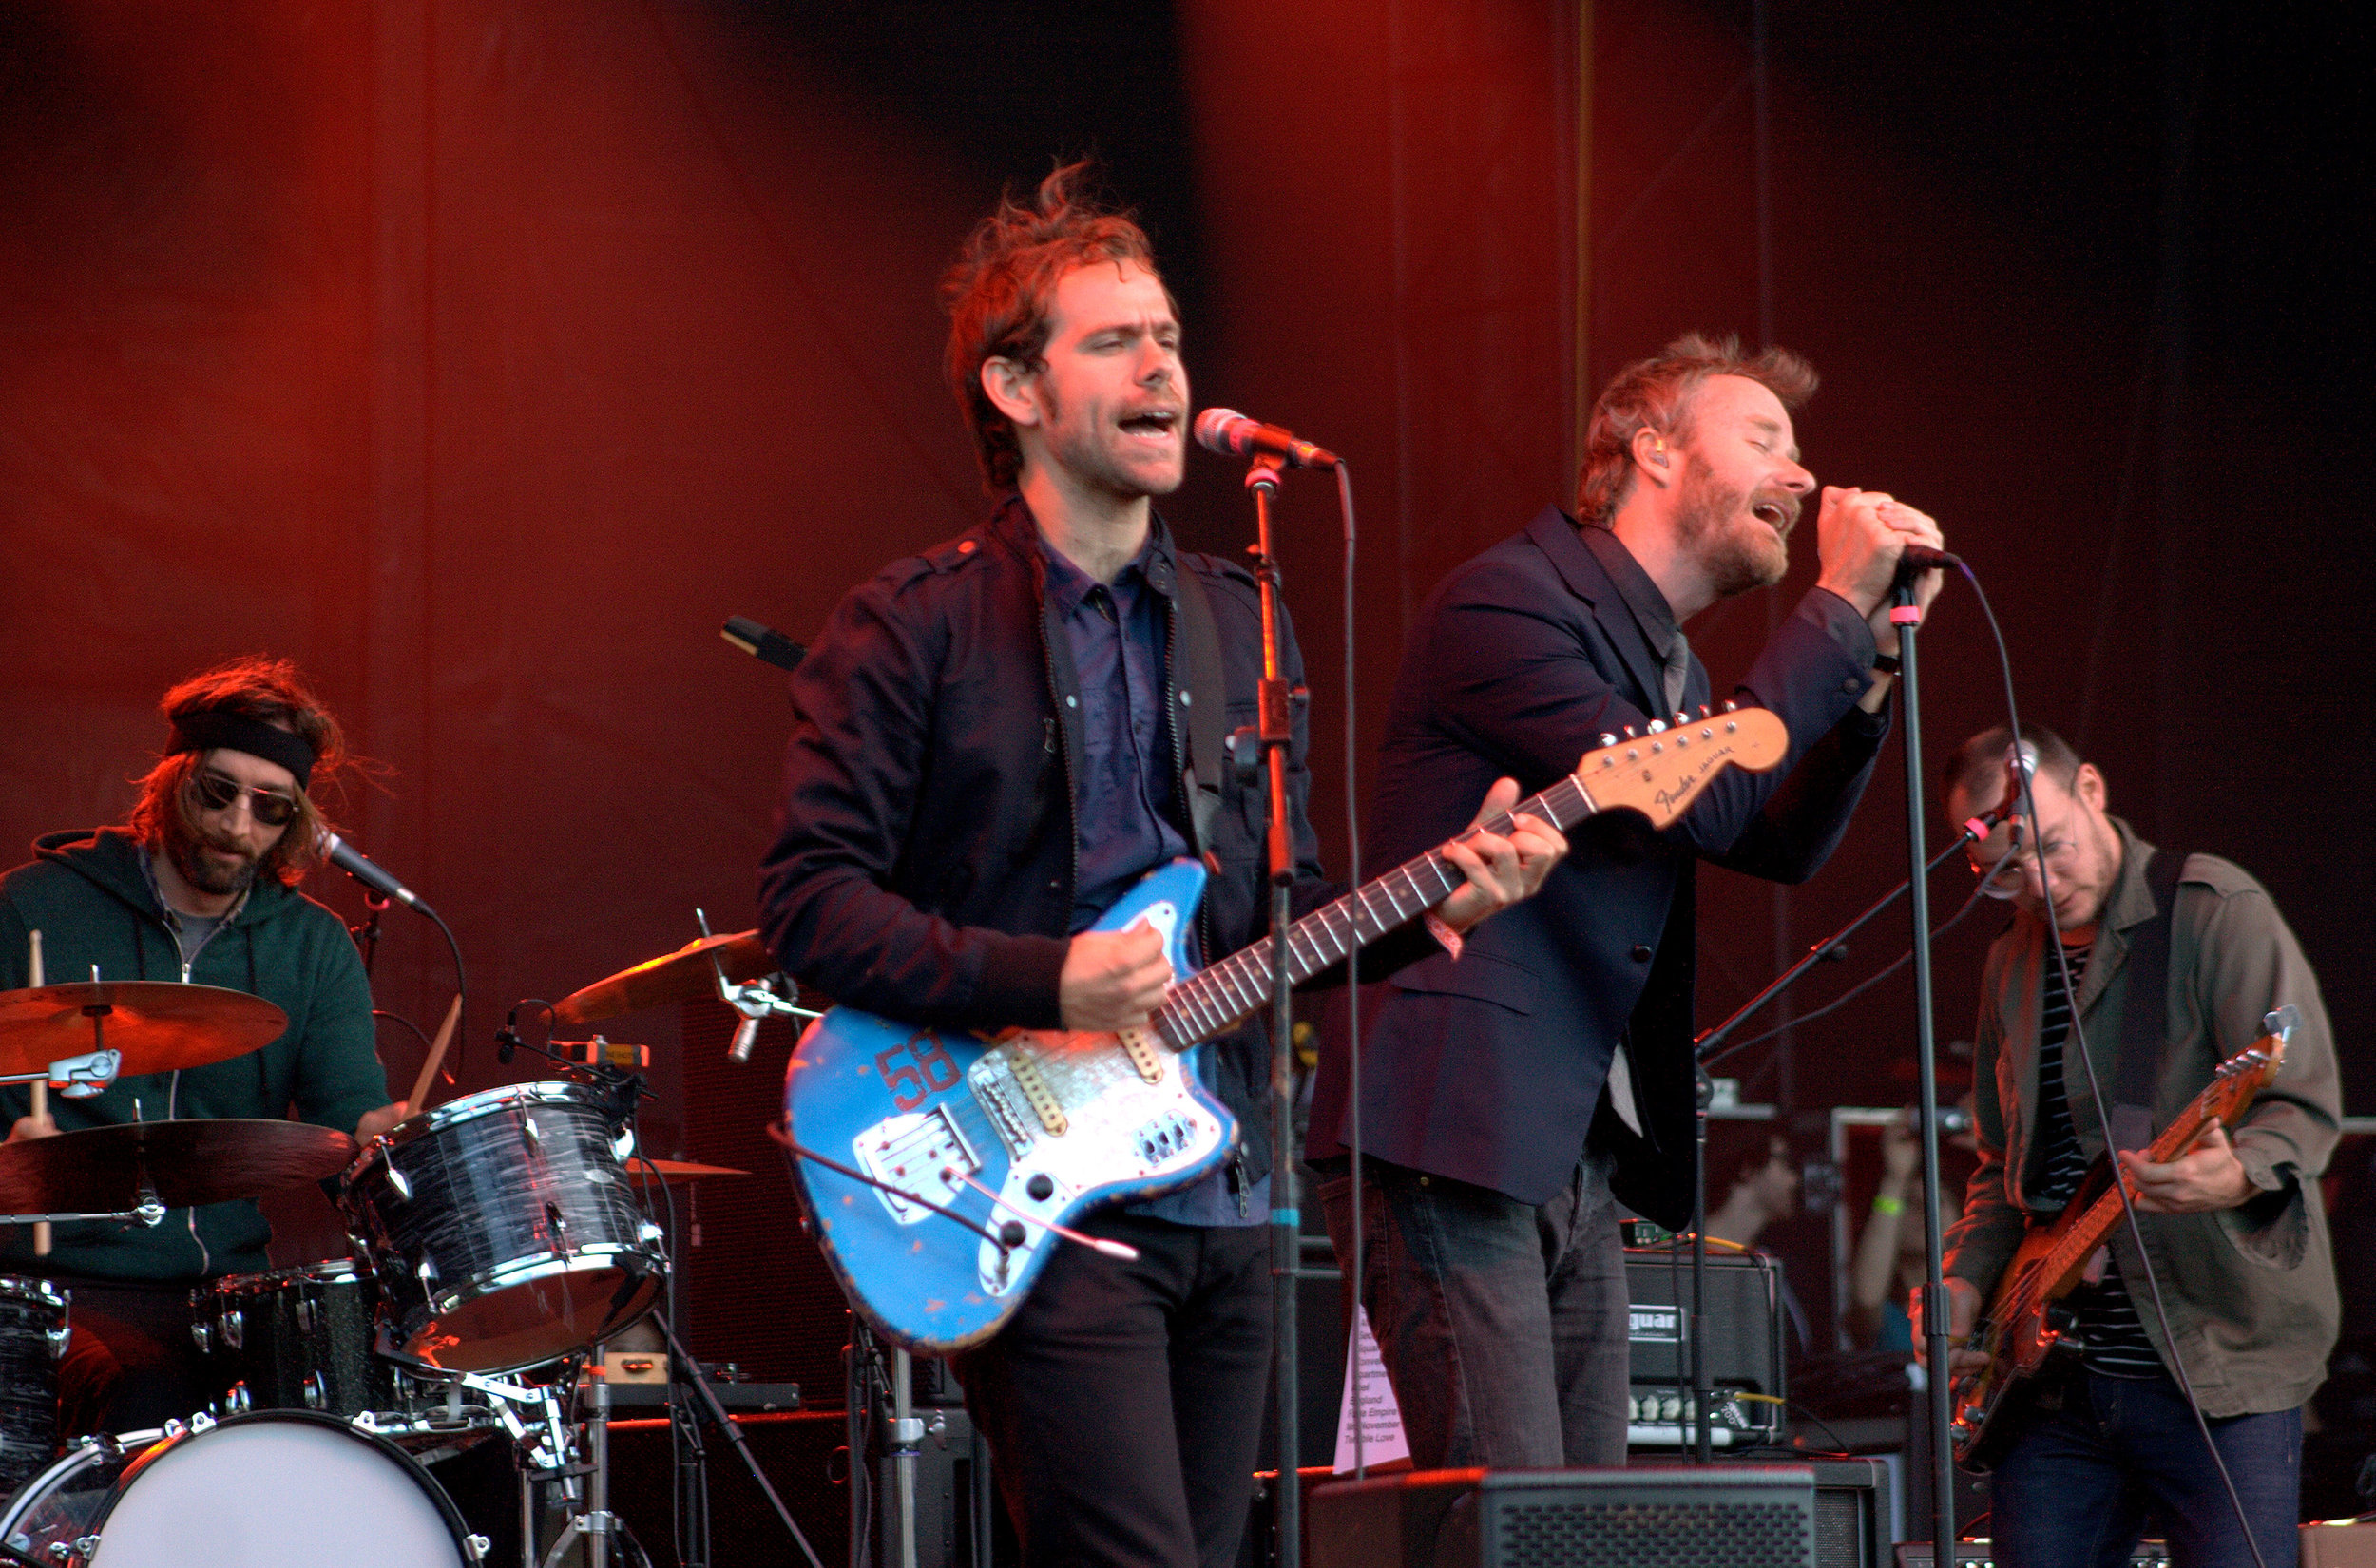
[846,1319,924,1568]
[0,1050,121,1099]
[658,1310,826,1568]
[692,908,814,1063]
[530,1361,619,1568]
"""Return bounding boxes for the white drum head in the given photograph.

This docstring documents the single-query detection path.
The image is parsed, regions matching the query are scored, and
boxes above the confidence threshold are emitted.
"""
[90,1413,469,1566]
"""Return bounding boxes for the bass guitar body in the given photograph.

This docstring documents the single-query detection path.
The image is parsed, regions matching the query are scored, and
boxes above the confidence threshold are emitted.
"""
[782,861,1233,1353]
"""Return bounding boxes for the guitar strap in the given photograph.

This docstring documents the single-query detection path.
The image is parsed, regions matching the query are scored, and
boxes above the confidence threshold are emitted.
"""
[2106,847,2188,1156]
[1171,563,1230,862]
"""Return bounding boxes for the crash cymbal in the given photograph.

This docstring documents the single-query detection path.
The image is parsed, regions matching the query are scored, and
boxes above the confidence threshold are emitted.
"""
[0,982,289,1080]
[631,1158,752,1185]
[0,1119,356,1217]
[552,930,777,1026]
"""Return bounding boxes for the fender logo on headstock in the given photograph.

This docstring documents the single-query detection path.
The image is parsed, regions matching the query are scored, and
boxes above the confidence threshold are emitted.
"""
[1650,743,1738,813]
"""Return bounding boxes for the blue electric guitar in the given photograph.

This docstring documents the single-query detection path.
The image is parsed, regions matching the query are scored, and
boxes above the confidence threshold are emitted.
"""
[783,707,1788,1351]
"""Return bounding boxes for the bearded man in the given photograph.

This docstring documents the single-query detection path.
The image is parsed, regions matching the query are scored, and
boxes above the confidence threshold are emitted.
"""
[1310,332,1946,1468]
[1,655,405,1429]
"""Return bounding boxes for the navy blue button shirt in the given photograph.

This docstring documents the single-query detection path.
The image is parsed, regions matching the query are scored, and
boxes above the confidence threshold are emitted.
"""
[1040,530,1264,1227]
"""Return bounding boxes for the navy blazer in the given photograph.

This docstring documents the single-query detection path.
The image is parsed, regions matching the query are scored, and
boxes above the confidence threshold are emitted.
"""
[1309,507,1888,1228]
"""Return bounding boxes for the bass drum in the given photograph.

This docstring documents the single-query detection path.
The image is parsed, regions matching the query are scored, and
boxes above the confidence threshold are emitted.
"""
[0,1411,483,1566]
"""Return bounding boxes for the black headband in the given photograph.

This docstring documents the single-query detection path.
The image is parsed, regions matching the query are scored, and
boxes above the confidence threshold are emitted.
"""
[169,710,316,791]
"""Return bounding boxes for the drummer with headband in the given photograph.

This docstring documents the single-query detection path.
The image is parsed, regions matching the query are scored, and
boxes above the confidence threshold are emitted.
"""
[0,655,407,1432]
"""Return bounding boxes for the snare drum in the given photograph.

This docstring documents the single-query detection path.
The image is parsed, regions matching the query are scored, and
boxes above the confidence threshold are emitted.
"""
[0,1411,483,1566]
[340,1081,665,1373]
[0,1275,69,1499]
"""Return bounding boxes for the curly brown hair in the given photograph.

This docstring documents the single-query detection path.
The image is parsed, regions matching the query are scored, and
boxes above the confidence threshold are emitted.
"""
[129,655,350,886]
[1575,332,1818,528]
[941,161,1170,493]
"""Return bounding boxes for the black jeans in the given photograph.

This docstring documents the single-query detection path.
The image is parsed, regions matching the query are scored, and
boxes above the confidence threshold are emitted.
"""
[954,1210,1271,1568]
[1318,1151,1631,1469]
[1992,1366,2302,1568]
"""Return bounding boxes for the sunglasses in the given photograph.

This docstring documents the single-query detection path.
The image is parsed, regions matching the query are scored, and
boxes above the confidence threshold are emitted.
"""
[192,771,299,828]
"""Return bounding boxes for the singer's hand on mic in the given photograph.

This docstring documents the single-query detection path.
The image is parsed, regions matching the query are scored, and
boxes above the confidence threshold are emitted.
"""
[1814,486,1942,620]
[1868,498,1946,655]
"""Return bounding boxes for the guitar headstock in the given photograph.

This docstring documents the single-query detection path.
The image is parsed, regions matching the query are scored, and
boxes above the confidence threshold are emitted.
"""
[1573,705,1790,829]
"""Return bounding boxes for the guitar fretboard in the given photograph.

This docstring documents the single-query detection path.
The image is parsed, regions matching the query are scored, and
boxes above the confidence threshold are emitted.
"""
[1150,775,1598,1051]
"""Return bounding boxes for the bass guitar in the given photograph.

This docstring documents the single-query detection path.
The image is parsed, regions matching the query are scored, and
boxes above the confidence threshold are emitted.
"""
[1947,1004,2298,1471]
[783,707,1787,1351]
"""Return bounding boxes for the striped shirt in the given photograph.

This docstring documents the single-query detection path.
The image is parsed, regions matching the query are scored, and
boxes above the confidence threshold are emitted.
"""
[2030,943,2164,1377]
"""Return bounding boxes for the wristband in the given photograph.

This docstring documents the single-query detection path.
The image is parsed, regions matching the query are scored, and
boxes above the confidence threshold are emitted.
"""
[1870,1193,1905,1216]
[1870,652,1903,676]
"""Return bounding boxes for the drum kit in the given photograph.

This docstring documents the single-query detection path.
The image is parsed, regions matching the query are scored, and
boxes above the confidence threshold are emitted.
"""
[0,931,796,1568]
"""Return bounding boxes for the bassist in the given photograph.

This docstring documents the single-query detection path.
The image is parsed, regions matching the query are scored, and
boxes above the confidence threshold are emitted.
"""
[757,164,1562,1568]
[1924,726,2339,1568]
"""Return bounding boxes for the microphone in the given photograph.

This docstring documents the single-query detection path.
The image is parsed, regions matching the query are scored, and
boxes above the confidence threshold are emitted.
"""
[1898,545,1961,573]
[321,832,437,919]
[722,615,805,673]
[1193,408,1341,469]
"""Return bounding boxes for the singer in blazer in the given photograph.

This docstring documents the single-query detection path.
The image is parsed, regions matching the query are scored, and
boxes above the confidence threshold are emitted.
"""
[1310,333,1947,1470]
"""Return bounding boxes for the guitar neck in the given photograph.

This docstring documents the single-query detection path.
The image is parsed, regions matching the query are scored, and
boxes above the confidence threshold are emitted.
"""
[1151,775,1598,1050]
[2019,1036,2282,1306]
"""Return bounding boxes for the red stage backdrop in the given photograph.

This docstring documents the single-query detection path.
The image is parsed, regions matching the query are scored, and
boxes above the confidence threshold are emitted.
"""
[3,3,2367,1315]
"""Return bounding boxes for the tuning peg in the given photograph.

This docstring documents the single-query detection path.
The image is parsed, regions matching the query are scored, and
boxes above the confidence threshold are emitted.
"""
[1645,719,1667,734]
[1600,733,1619,749]
[1721,699,1739,713]
[1697,703,1712,717]
[1621,725,1638,739]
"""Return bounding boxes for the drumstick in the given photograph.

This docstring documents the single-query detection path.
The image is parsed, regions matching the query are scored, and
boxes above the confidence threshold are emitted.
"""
[402,993,463,1123]
[28,928,48,1255]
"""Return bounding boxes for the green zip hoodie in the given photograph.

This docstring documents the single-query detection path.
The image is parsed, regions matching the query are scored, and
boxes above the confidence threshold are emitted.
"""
[0,829,387,1280]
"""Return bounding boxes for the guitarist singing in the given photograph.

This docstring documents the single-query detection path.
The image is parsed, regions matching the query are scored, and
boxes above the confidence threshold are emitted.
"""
[1923,725,2339,1568]
[757,164,1563,1568]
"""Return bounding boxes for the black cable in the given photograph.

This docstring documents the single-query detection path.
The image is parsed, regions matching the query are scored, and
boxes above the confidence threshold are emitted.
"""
[371,1007,433,1054]
[1336,457,1368,1481]
[629,1153,703,1568]
[766,1122,1014,1254]
[1720,869,2001,1059]
[422,905,469,1089]
[1957,560,2270,1568]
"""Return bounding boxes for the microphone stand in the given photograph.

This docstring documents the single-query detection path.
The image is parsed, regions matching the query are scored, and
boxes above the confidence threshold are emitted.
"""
[1685,574,1964,1518]
[1887,579,1960,1564]
[1245,452,1305,1568]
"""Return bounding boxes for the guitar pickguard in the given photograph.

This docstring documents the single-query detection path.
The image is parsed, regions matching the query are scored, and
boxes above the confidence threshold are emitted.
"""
[853,1105,983,1225]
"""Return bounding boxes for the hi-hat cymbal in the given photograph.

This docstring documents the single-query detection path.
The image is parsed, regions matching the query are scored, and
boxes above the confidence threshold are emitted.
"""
[552,931,777,1026]
[0,982,289,1080]
[632,1158,752,1185]
[0,1119,357,1217]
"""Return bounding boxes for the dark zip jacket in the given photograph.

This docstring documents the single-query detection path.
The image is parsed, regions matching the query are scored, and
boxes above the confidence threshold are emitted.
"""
[0,828,387,1280]
[758,495,1435,1182]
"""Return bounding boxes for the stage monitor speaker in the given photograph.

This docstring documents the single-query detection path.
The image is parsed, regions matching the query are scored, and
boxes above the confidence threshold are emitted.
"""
[1308,1463,1816,1568]
[1625,1247,1787,1448]
[1805,1457,1894,1568]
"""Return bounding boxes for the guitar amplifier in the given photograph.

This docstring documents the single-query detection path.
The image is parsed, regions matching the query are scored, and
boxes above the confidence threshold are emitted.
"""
[1625,1248,1787,1448]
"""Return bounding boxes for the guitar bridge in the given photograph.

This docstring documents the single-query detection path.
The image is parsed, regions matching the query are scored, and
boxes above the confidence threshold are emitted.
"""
[853,1106,982,1225]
